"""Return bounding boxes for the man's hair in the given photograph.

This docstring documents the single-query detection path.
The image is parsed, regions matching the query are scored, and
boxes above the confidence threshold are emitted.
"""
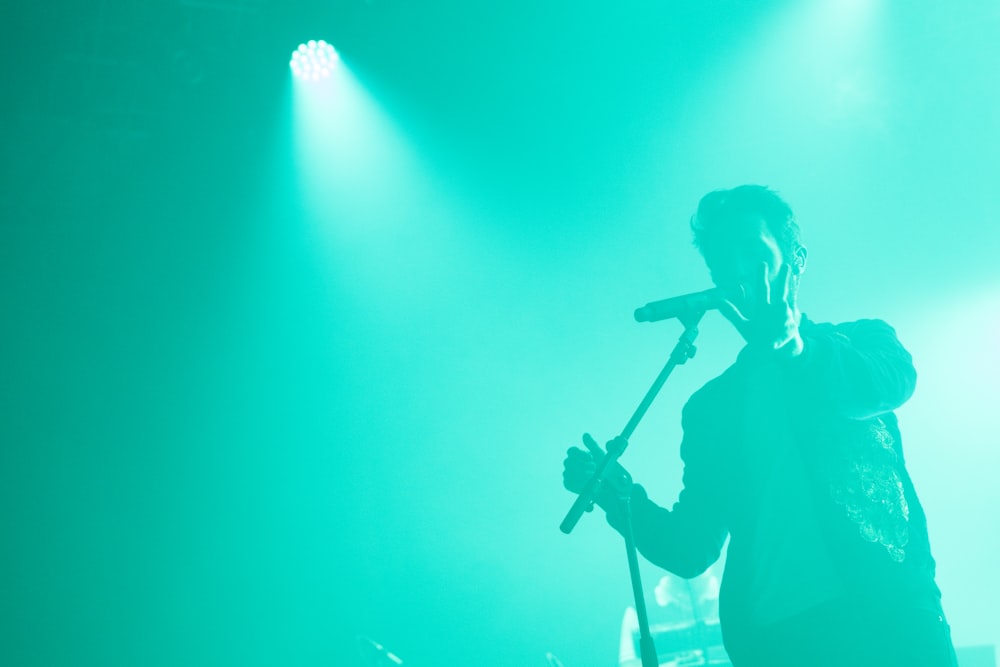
[690,185,803,261]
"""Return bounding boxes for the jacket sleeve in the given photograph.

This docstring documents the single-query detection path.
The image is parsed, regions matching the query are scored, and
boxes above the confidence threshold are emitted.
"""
[793,318,917,420]
[605,392,729,578]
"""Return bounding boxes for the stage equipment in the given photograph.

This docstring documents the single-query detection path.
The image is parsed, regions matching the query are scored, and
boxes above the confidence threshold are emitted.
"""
[560,301,708,667]
[290,40,339,81]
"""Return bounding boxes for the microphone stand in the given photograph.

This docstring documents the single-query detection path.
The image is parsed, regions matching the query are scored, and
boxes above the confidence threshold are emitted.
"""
[560,308,705,667]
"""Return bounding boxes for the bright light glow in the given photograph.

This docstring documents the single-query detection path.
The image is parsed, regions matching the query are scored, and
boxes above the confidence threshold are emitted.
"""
[290,40,339,81]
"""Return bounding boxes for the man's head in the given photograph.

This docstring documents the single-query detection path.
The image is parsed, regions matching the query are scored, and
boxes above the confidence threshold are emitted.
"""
[690,185,807,308]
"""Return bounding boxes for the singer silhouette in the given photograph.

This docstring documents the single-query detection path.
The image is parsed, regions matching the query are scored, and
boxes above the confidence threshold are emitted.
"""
[562,185,957,667]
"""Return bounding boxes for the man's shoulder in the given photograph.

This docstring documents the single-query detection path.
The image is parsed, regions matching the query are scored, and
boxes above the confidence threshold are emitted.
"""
[800,316,908,358]
[684,360,743,416]
[801,315,900,338]
[681,317,905,415]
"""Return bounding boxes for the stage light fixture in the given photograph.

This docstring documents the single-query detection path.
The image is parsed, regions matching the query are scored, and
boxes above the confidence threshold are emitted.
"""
[290,40,339,81]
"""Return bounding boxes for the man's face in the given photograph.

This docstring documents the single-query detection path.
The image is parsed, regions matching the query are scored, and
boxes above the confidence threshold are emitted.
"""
[704,217,792,312]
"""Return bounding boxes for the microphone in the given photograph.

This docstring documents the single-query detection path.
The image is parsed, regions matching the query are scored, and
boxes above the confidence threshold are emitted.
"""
[634,287,723,323]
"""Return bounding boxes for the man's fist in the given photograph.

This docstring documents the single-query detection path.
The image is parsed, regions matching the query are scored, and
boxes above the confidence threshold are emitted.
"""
[562,434,634,510]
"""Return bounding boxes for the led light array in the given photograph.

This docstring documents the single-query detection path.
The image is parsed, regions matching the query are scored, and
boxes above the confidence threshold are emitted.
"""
[290,40,339,81]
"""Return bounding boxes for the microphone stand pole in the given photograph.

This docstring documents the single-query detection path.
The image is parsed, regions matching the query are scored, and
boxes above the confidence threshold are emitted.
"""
[560,309,705,667]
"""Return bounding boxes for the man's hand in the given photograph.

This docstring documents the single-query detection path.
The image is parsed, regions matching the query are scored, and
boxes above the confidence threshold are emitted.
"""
[563,434,633,507]
[718,262,803,358]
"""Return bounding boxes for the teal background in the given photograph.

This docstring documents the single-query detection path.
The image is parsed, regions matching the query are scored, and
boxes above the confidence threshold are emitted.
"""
[2,1,998,665]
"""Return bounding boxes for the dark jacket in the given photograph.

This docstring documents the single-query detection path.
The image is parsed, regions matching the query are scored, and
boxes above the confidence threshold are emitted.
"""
[606,317,943,657]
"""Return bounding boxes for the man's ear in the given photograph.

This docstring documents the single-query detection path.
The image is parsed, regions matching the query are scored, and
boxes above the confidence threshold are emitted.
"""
[791,246,808,275]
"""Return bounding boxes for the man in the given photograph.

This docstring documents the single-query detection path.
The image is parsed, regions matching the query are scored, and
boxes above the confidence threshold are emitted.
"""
[563,186,957,667]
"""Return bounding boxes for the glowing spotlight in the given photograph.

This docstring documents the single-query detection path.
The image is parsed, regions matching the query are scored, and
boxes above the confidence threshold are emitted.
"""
[290,40,339,81]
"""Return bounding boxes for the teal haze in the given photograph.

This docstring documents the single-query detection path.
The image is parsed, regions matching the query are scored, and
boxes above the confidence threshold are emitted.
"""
[1,1,998,665]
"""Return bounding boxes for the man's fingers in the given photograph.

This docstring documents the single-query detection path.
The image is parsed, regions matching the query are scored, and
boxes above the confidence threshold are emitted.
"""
[582,433,603,457]
[563,462,595,477]
[719,298,750,322]
[718,298,750,340]
[564,449,595,473]
[760,262,771,306]
[779,263,791,303]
